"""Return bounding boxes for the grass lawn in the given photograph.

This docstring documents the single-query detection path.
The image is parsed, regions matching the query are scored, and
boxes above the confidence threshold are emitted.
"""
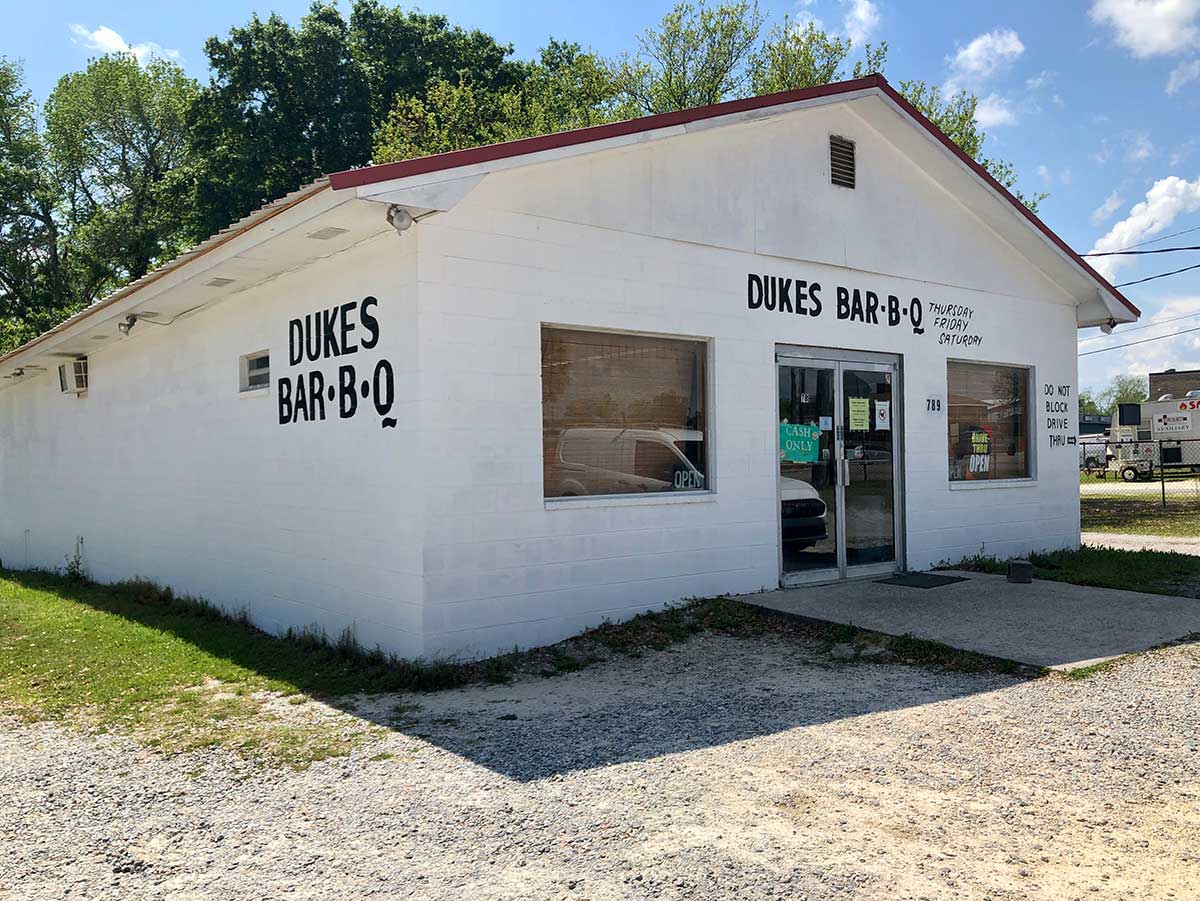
[1080,474,1200,537]
[0,568,1031,767]
[955,545,1200,595]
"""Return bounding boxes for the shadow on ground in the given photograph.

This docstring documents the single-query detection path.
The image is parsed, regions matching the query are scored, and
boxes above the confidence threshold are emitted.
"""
[3,568,1047,781]
[341,634,1029,781]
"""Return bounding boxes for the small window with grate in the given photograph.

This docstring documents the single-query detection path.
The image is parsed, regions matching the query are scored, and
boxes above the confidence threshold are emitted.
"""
[239,351,270,393]
[829,135,856,188]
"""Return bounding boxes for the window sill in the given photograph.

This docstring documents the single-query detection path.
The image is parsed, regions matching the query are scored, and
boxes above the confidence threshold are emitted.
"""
[238,386,270,398]
[948,478,1036,490]
[545,491,716,511]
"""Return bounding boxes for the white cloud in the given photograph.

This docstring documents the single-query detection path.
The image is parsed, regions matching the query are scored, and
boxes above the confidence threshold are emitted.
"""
[1109,297,1200,377]
[1036,164,1051,181]
[842,0,880,46]
[1167,58,1200,93]
[68,24,179,64]
[1051,93,1065,107]
[1087,176,1200,279]
[1092,190,1125,224]
[1025,69,1055,89]
[1125,132,1155,161]
[947,29,1025,89]
[1089,0,1200,58]
[1089,189,1123,224]
[975,94,1017,127]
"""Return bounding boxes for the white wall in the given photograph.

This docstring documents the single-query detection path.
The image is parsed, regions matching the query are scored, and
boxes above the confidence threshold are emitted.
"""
[413,104,1081,658]
[0,232,427,658]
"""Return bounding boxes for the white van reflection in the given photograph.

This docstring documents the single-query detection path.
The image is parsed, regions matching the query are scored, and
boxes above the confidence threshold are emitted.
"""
[779,476,829,550]
[548,427,705,496]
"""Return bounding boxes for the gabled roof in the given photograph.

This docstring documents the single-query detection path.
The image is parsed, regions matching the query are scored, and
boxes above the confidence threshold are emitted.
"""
[0,75,1137,375]
[330,73,1138,321]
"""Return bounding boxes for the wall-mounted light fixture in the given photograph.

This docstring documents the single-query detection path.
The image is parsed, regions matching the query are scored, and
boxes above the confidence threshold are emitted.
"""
[1099,318,1117,336]
[386,204,414,235]
[117,314,138,336]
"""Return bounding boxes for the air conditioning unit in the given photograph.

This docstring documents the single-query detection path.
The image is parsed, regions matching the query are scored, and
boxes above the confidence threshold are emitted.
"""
[58,358,88,394]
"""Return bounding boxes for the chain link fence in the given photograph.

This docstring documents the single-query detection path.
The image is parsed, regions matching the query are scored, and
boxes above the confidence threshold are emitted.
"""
[1080,438,1200,532]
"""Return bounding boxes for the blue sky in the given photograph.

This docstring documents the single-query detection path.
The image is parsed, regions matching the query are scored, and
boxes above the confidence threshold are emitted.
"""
[9,1,1200,393]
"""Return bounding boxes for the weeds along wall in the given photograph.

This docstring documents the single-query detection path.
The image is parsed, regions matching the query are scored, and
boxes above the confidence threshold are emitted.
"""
[0,232,426,658]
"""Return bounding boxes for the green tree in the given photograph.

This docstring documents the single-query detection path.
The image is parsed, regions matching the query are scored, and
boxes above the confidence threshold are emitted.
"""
[349,0,526,129]
[1096,374,1148,412]
[189,1,527,238]
[495,40,620,140]
[0,58,94,353]
[45,53,199,285]
[373,78,500,163]
[750,19,885,94]
[373,41,619,163]
[187,3,373,239]
[610,1,764,115]
[1077,388,1104,416]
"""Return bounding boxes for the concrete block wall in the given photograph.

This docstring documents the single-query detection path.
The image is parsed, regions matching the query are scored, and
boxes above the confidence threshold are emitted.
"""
[0,232,428,659]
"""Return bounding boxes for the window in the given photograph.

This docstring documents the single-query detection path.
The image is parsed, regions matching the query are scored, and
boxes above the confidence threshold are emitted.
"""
[947,361,1031,481]
[240,351,270,392]
[542,327,708,498]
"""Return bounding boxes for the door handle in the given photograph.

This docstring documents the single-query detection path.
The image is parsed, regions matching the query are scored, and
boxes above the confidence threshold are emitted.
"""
[841,460,850,485]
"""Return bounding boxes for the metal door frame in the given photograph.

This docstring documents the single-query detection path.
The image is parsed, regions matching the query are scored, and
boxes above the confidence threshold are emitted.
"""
[775,345,905,586]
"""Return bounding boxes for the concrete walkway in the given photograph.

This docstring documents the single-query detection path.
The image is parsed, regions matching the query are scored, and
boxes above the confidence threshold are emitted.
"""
[741,571,1200,671]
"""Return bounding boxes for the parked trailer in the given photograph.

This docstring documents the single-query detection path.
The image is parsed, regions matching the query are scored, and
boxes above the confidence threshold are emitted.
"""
[1104,400,1200,480]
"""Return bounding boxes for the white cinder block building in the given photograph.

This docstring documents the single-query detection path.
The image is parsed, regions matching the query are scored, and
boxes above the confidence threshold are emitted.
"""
[0,76,1138,660]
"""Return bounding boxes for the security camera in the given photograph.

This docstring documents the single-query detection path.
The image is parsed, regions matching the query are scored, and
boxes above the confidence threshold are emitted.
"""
[386,204,414,235]
[1099,318,1116,336]
[117,313,138,336]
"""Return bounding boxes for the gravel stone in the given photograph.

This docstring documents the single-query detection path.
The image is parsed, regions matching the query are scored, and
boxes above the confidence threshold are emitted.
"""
[2,632,1198,899]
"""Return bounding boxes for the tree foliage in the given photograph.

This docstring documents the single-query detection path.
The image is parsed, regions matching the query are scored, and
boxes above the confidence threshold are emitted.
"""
[0,58,76,350]
[46,53,198,283]
[751,19,885,94]
[610,1,764,115]
[373,40,619,163]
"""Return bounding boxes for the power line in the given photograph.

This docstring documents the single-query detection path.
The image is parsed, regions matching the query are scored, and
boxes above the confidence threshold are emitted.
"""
[1078,324,1200,356]
[1082,244,1200,257]
[1108,223,1200,253]
[1114,262,1200,288]
[1078,308,1200,342]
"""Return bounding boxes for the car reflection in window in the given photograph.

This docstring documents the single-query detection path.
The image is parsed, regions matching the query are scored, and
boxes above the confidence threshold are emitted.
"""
[779,476,828,549]
[549,427,706,497]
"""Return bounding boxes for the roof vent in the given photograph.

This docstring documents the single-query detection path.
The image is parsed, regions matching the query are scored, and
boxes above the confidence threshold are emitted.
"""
[307,226,349,241]
[204,277,236,287]
[829,135,856,189]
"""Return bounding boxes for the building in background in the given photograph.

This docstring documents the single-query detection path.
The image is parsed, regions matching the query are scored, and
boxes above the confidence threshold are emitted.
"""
[1150,368,1200,400]
[0,76,1138,660]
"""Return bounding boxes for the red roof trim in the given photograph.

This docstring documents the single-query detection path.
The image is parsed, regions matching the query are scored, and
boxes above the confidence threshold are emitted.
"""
[330,73,1138,319]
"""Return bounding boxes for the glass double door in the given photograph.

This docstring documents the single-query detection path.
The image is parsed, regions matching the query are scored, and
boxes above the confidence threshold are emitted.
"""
[778,351,901,583]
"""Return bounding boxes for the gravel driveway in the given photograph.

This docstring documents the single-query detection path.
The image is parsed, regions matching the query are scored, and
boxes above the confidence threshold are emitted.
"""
[1084,531,1200,556]
[3,633,1199,900]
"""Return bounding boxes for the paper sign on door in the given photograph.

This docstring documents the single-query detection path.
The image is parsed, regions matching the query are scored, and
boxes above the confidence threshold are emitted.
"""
[848,397,870,431]
[780,424,821,462]
[875,400,891,431]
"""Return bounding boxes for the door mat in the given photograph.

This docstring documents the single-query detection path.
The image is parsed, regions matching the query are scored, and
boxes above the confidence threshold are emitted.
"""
[876,572,968,589]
